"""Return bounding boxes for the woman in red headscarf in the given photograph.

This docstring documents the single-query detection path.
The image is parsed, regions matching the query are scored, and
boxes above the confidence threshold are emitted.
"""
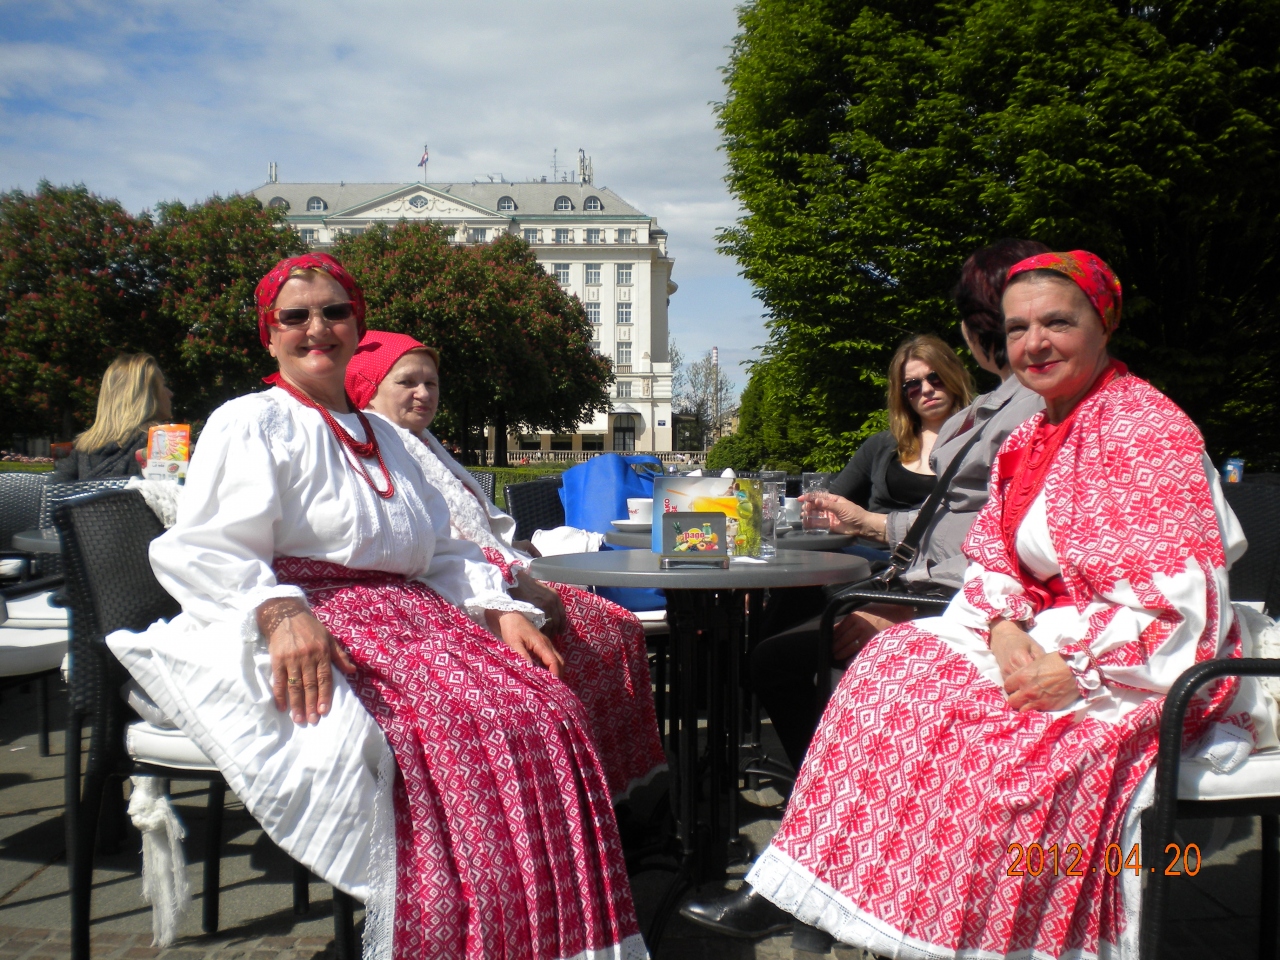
[108,255,645,960]
[685,252,1275,958]
[345,330,667,802]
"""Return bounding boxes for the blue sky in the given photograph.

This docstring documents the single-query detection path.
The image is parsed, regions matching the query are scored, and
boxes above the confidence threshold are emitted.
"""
[0,0,767,396]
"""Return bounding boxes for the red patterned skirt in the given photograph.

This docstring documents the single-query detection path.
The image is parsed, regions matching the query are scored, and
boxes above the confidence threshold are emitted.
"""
[275,558,644,960]
[482,549,667,800]
[747,623,1160,959]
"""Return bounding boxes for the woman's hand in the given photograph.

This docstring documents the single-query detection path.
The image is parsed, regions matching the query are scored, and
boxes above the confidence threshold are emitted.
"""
[801,492,888,541]
[257,597,357,725]
[832,602,914,661]
[485,609,564,678]
[989,618,1045,679]
[1004,653,1079,712]
[509,570,567,636]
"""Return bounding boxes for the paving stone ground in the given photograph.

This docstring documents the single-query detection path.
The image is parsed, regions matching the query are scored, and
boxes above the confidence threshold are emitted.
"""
[0,679,1267,958]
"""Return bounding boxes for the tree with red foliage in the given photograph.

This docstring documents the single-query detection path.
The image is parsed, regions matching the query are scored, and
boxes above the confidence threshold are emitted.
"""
[336,224,611,465]
[0,182,168,438]
[153,194,304,420]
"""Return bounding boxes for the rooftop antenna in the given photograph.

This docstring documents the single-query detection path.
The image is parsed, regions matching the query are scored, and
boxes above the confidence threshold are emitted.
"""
[578,149,593,186]
[551,148,559,183]
[268,161,278,184]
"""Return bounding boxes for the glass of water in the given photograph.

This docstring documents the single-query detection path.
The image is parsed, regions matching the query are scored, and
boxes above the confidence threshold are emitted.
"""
[801,472,831,535]
[760,482,780,559]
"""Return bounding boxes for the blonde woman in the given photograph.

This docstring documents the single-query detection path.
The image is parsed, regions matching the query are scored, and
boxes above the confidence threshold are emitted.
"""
[828,333,973,518]
[53,353,174,481]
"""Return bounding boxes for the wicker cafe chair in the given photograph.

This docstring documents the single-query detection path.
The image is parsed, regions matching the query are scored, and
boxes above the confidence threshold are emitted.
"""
[0,472,50,581]
[1141,482,1280,960]
[468,469,496,503]
[56,490,357,960]
[504,477,566,542]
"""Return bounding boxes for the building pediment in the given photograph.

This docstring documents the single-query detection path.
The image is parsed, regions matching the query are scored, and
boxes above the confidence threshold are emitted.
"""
[333,185,505,222]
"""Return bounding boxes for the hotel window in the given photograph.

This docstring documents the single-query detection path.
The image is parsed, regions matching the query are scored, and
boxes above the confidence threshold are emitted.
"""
[554,228,573,244]
[550,434,573,451]
[268,197,289,211]
[590,340,601,352]
[523,228,539,243]
[585,228,603,244]
[585,263,601,285]
[585,302,600,324]
[554,196,574,211]
[497,196,516,212]
[581,434,604,451]
[616,302,632,324]
[299,228,318,243]
[518,433,542,451]
[344,227,365,237]
[616,228,633,243]
[616,381,632,398]
[612,414,636,452]
[584,196,603,211]
[467,227,487,243]
[553,263,570,284]
[616,342,632,365]
[616,263,633,285]
[307,196,326,212]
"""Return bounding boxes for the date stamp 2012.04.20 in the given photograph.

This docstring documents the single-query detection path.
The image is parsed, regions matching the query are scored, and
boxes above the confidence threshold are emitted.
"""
[1007,842,1202,878]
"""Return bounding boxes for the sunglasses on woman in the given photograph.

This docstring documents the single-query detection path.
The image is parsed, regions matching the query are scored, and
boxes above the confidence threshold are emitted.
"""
[269,302,357,327]
[901,372,945,399]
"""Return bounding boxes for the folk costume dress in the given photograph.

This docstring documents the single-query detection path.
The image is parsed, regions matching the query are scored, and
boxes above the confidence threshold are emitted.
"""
[344,328,668,803]
[746,365,1273,960]
[106,386,646,960]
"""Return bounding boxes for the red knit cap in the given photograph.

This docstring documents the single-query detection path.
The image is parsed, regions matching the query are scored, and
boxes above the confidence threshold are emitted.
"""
[254,253,367,348]
[345,330,440,409]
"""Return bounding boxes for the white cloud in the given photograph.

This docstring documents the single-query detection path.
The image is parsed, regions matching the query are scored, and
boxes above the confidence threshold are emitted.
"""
[0,0,767,383]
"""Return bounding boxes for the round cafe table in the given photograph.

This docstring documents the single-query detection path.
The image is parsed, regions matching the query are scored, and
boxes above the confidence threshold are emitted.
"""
[529,549,869,948]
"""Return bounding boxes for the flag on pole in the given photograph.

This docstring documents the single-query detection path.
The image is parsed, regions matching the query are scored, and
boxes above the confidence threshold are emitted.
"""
[418,145,429,167]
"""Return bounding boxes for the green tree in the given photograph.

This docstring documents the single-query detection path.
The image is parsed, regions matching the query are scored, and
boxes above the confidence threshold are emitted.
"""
[0,182,166,438]
[336,224,612,465]
[154,194,305,422]
[720,0,1280,468]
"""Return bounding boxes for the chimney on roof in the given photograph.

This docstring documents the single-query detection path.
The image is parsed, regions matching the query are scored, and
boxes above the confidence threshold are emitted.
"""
[268,161,278,183]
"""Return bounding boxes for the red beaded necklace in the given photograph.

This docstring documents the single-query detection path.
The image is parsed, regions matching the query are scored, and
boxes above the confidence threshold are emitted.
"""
[265,373,396,499]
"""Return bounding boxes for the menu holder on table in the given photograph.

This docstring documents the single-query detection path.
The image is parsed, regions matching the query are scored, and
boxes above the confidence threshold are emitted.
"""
[651,476,764,557]
[658,512,730,569]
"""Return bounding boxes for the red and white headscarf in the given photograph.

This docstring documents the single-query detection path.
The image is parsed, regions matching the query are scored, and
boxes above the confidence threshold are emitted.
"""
[1005,249,1123,333]
[254,253,368,347]
[345,330,441,410]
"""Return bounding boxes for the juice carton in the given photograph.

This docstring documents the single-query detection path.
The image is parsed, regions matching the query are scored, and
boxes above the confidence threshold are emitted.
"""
[143,424,191,483]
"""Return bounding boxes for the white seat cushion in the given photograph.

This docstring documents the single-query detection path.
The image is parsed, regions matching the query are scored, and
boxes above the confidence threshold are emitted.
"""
[1181,748,1280,801]
[633,609,667,622]
[4,591,68,629]
[0,626,67,677]
[126,720,219,772]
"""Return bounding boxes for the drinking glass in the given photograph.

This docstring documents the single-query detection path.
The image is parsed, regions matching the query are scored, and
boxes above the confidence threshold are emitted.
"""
[759,470,788,537]
[801,472,831,535]
[760,482,780,559]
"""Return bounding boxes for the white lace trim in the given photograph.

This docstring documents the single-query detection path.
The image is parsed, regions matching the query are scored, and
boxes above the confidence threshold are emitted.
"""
[361,742,397,960]
[408,431,511,558]
[556,934,649,960]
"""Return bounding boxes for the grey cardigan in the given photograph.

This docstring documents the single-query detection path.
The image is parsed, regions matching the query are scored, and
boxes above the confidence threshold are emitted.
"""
[883,375,1045,590]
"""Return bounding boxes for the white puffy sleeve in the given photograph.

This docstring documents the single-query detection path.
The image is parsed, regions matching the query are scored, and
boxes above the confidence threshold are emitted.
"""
[148,401,305,641]
[414,493,546,629]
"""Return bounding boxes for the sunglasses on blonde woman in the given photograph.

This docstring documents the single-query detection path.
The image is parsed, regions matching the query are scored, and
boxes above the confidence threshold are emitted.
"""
[901,372,945,399]
[269,302,357,327]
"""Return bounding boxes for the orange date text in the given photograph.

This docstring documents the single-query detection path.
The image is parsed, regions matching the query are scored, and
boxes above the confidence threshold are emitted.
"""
[1006,842,1201,878]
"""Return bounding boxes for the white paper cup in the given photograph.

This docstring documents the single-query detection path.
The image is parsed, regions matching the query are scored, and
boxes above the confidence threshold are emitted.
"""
[784,497,803,525]
[627,498,654,523]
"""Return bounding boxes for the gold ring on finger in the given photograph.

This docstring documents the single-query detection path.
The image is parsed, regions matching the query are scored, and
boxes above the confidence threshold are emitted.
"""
[287,676,302,686]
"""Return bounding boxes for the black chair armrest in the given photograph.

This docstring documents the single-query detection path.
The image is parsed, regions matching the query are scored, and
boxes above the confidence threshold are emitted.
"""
[1,575,65,599]
[1142,657,1280,958]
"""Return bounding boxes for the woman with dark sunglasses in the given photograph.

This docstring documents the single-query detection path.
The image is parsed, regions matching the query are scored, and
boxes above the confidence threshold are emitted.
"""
[825,333,973,522]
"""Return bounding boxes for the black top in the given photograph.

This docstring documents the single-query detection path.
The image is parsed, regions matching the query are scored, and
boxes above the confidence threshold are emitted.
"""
[52,430,147,482]
[885,457,937,504]
[830,430,934,513]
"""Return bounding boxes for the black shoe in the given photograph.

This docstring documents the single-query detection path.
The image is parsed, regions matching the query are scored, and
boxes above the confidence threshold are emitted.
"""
[791,921,835,954]
[679,885,793,939]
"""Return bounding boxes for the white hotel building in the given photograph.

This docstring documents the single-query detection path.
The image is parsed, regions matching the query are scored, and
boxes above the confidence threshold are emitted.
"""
[248,172,677,454]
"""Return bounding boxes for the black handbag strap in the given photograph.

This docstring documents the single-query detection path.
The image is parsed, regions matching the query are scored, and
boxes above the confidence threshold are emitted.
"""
[876,426,986,579]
